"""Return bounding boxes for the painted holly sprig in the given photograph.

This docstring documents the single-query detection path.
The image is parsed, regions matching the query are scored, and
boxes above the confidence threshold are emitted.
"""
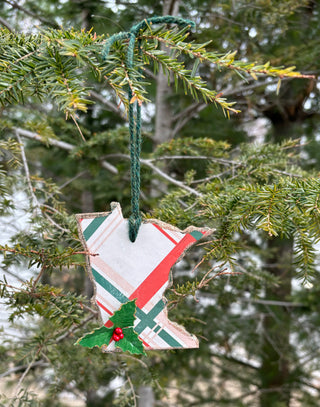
[76,299,145,355]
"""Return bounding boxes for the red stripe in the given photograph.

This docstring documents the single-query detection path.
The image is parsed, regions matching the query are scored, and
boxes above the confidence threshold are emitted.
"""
[96,300,114,327]
[152,223,178,245]
[96,299,112,315]
[129,233,196,309]
[141,338,150,348]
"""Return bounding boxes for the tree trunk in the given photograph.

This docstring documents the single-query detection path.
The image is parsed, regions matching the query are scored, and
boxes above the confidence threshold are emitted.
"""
[153,0,180,146]
[259,238,293,407]
[138,386,155,407]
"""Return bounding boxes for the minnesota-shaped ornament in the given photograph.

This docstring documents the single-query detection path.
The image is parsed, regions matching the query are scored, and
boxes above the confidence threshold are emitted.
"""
[76,202,212,353]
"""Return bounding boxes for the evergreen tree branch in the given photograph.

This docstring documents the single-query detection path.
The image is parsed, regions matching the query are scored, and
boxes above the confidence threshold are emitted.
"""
[55,313,97,343]
[171,78,290,136]
[4,0,59,28]
[210,351,259,370]
[15,132,41,215]
[13,345,42,397]
[104,153,202,196]
[0,361,50,379]
[89,90,125,118]
[141,157,202,197]
[0,16,14,32]
[13,127,118,174]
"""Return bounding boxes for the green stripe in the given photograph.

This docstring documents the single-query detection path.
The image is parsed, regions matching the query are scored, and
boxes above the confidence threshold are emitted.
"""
[91,267,128,303]
[135,300,182,348]
[135,299,165,334]
[83,216,108,241]
[190,230,203,240]
[158,329,181,348]
[91,268,182,348]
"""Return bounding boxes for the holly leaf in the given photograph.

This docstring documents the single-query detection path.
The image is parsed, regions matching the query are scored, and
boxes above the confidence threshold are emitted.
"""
[110,299,137,328]
[76,326,113,348]
[115,327,146,355]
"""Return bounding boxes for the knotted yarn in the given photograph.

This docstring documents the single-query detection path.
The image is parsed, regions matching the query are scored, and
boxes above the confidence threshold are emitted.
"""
[102,16,195,242]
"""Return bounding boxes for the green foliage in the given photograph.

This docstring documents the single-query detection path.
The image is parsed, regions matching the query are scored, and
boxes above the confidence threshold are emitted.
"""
[0,21,311,121]
[1,280,85,328]
[152,140,320,280]
[0,389,41,407]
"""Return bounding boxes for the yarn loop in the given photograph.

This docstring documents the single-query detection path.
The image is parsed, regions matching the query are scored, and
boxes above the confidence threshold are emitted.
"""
[102,16,195,242]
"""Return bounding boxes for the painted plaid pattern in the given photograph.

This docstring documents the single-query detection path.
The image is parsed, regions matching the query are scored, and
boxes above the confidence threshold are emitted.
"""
[77,203,210,350]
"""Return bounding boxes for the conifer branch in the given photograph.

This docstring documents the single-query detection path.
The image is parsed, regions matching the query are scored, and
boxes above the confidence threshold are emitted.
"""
[90,90,125,118]
[13,127,118,174]
[4,0,59,28]
[0,16,14,32]
[104,153,202,196]
[0,361,49,379]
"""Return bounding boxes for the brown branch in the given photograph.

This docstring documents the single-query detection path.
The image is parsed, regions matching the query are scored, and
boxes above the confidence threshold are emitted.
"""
[4,0,59,28]
[0,16,14,32]
[0,246,98,259]
[14,345,43,396]
[32,263,47,289]
[0,361,49,379]
[55,313,97,343]
[90,90,125,118]
[13,127,118,174]
[103,153,202,197]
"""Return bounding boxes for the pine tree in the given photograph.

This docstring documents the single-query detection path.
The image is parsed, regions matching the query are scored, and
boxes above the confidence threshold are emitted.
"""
[1,1,320,406]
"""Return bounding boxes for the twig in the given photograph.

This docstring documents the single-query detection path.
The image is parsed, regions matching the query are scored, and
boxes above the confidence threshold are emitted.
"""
[59,171,88,190]
[14,346,42,396]
[0,246,98,259]
[120,353,148,369]
[15,132,41,215]
[0,16,14,32]
[198,268,239,290]
[272,168,303,178]
[90,90,125,118]
[141,158,203,197]
[80,303,99,314]
[142,66,157,80]
[55,313,97,343]
[71,114,86,142]
[126,373,137,407]
[43,212,70,234]
[0,361,49,379]
[4,0,59,28]
[103,153,202,197]
[16,134,71,232]
[234,261,267,281]
[13,127,118,174]
[190,167,241,185]
[171,78,293,135]
[3,269,25,283]
[149,155,239,166]
[32,264,47,289]
[241,298,304,307]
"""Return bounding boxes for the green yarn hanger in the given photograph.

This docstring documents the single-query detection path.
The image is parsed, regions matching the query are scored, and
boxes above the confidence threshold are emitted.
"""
[102,16,195,242]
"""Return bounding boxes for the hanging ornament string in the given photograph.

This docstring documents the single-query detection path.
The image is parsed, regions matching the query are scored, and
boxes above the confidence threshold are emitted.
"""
[102,16,195,242]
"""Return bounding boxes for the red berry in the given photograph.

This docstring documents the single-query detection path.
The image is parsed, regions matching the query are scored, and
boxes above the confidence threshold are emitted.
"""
[119,333,124,340]
[113,334,120,342]
[114,327,123,335]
